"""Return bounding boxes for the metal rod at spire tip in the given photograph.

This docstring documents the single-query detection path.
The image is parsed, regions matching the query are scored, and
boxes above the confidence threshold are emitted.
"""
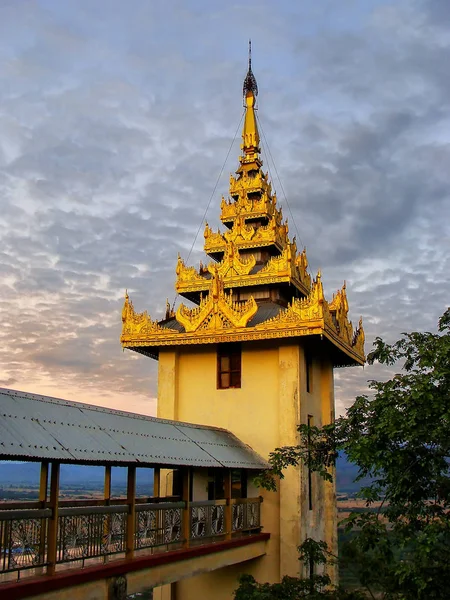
[243,39,258,98]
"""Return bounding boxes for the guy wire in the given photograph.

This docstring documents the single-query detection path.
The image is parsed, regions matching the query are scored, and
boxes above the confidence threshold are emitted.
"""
[171,110,245,312]
[256,113,316,275]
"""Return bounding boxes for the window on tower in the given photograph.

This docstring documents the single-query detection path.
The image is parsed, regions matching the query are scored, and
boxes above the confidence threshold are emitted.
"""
[217,343,242,389]
[305,350,313,393]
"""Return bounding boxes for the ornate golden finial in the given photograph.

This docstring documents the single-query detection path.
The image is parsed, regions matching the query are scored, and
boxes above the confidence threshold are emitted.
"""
[211,265,221,300]
[352,316,365,357]
[122,290,132,323]
[165,298,175,321]
[242,40,260,153]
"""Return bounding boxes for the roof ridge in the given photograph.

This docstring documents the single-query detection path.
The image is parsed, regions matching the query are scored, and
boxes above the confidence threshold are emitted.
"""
[0,387,234,434]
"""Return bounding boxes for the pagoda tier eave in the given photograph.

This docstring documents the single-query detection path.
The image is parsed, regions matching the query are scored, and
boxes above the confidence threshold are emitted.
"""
[205,239,285,256]
[121,323,365,368]
[221,211,273,225]
[176,274,310,301]
[122,269,364,370]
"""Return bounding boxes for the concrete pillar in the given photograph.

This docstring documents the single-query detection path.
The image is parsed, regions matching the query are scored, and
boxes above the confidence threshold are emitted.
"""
[278,344,301,578]
[321,357,338,583]
[153,583,175,600]
[157,351,179,420]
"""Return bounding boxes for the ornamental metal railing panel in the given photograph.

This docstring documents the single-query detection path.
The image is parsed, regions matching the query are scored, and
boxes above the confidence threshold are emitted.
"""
[0,497,262,576]
[190,500,226,540]
[0,508,50,574]
[57,505,127,564]
[135,502,184,549]
[232,498,261,533]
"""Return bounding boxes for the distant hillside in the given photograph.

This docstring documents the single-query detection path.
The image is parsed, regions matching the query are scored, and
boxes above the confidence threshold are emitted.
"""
[0,462,153,488]
[0,457,366,495]
[336,453,372,494]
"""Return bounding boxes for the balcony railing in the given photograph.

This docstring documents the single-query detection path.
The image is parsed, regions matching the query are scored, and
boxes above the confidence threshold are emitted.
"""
[0,497,262,578]
[0,508,50,574]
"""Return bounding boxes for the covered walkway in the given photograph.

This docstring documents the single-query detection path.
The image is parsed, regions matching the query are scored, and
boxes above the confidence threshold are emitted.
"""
[0,388,270,599]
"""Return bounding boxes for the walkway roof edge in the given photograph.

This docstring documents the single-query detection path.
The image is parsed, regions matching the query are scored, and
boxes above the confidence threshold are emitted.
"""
[0,388,269,471]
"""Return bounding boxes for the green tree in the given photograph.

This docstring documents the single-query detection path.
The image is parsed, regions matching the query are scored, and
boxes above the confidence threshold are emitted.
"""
[234,538,364,600]
[254,309,450,599]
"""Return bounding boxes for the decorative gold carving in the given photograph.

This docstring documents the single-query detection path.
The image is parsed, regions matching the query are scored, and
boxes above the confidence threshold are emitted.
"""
[224,215,255,243]
[176,272,308,296]
[204,212,289,255]
[122,324,364,365]
[259,245,291,277]
[220,190,276,223]
[328,283,353,345]
[208,241,256,279]
[352,317,365,356]
[228,171,271,199]
[175,242,311,297]
[203,223,225,252]
[257,273,325,330]
[249,273,365,362]
[121,292,178,340]
[242,87,260,151]
[257,213,287,246]
[121,274,364,365]
[176,269,257,333]
[295,247,309,284]
[175,254,207,291]
[165,299,175,321]
[256,242,311,290]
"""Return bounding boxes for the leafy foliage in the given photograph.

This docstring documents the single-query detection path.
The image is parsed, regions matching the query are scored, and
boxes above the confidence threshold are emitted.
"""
[233,573,364,600]
[233,539,364,600]
[257,309,450,599]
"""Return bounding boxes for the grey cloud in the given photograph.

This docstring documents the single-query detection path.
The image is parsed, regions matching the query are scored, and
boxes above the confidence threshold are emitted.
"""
[0,0,448,418]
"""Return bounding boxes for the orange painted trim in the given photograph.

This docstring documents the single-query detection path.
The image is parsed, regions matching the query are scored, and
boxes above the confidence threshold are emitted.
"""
[0,533,270,599]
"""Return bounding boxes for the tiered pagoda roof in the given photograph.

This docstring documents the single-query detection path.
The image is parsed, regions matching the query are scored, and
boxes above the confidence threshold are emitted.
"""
[121,56,365,367]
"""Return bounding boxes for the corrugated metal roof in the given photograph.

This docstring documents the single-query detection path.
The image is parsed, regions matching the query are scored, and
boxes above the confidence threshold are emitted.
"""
[0,388,269,470]
[161,318,185,332]
[248,302,284,326]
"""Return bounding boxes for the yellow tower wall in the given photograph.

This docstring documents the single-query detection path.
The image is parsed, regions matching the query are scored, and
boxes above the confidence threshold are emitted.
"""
[157,340,337,599]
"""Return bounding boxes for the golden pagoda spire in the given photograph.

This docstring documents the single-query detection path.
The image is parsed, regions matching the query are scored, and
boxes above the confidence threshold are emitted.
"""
[121,52,365,367]
[242,40,260,156]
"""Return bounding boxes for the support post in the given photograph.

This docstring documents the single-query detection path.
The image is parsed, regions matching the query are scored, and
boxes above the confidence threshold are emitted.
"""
[182,467,190,549]
[103,465,112,562]
[46,462,60,575]
[153,467,160,498]
[39,461,49,507]
[38,461,49,570]
[104,465,112,505]
[126,466,136,559]
[224,470,232,540]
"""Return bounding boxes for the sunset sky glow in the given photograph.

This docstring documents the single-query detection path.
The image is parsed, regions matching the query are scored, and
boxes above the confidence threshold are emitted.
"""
[0,0,449,417]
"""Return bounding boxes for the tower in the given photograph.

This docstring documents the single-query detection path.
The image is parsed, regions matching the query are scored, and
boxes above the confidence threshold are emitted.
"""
[121,51,365,599]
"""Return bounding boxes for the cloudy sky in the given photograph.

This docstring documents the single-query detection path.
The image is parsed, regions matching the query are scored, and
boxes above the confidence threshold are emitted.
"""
[0,0,448,418]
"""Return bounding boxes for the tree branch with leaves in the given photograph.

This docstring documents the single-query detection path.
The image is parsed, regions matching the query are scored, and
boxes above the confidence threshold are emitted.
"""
[250,309,450,599]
